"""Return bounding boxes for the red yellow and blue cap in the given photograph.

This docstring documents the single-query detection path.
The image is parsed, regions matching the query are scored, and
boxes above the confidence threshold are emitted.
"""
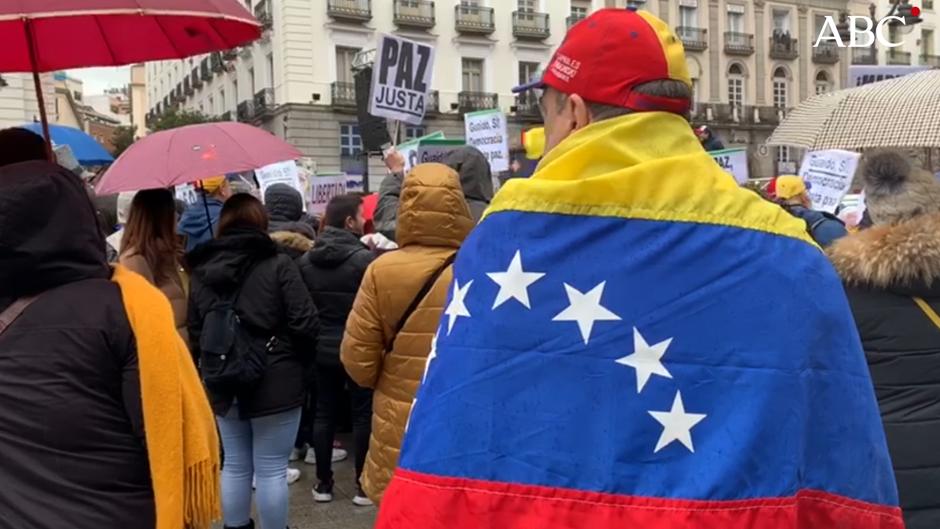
[513,8,692,115]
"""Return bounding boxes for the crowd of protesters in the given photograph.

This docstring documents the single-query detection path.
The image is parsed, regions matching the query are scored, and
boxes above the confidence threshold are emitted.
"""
[1,8,939,529]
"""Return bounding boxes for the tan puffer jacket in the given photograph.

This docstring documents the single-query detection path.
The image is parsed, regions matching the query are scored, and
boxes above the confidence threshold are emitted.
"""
[341,163,474,503]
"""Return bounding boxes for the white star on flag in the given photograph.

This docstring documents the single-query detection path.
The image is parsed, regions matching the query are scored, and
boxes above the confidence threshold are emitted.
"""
[648,391,707,453]
[616,327,673,393]
[487,250,545,309]
[444,279,473,334]
[422,333,439,383]
[552,281,621,344]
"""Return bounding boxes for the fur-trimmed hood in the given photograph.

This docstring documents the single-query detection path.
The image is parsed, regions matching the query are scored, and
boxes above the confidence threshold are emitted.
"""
[828,213,940,294]
[270,230,314,254]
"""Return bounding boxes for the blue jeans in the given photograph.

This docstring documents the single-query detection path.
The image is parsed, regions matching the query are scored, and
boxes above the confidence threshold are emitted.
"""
[216,405,302,529]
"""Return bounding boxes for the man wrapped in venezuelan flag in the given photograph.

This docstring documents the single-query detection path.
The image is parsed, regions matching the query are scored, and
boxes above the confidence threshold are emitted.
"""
[376,8,905,529]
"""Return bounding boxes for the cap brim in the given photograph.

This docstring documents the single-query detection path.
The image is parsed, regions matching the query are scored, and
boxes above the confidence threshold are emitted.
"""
[511,79,545,94]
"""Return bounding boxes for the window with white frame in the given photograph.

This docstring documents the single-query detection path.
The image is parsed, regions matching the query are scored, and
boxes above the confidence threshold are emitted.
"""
[462,58,484,92]
[517,0,535,13]
[571,0,589,19]
[335,47,359,85]
[728,63,745,109]
[727,5,745,34]
[772,9,791,35]
[680,3,698,28]
[405,125,426,140]
[776,146,791,164]
[340,123,363,157]
[815,71,832,95]
[772,67,788,110]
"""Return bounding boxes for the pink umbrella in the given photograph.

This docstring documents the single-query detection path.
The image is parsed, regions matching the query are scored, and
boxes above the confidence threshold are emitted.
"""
[95,121,303,195]
[0,0,260,158]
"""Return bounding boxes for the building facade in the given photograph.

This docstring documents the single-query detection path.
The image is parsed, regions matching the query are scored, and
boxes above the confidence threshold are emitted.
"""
[146,0,932,183]
[0,73,56,131]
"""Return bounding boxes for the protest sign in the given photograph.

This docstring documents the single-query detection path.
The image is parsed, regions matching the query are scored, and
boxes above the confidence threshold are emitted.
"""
[175,183,198,206]
[398,134,463,174]
[465,109,509,172]
[709,148,749,184]
[369,34,435,125]
[308,174,349,216]
[397,131,445,173]
[255,160,302,198]
[798,149,861,213]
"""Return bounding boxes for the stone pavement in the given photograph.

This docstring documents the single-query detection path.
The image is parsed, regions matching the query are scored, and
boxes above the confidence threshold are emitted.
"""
[287,447,377,529]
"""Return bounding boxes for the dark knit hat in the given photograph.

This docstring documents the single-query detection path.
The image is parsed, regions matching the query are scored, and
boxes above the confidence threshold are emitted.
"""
[860,150,940,225]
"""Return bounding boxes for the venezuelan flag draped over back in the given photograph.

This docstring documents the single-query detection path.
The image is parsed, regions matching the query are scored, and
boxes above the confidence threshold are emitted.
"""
[376,112,904,529]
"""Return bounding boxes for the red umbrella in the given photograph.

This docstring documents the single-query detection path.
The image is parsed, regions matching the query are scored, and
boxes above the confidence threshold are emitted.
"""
[0,0,260,158]
[95,121,303,195]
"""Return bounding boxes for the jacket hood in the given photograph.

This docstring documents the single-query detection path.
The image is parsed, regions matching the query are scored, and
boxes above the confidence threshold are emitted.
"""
[445,146,494,222]
[0,161,110,305]
[271,230,314,254]
[307,226,367,268]
[397,163,474,249]
[187,228,278,288]
[265,183,304,223]
[828,212,940,296]
[269,219,316,240]
[179,197,223,238]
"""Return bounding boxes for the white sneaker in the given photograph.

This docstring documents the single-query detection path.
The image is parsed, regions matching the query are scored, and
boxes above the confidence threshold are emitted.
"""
[303,447,348,465]
[352,492,374,507]
[287,468,301,485]
[332,447,348,463]
[289,445,306,462]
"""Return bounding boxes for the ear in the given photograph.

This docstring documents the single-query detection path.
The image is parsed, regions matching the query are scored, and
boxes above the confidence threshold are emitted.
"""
[567,93,592,131]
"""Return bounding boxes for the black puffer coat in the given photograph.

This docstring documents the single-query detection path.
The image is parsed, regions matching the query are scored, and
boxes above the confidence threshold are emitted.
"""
[188,228,320,418]
[298,227,374,367]
[0,161,154,529]
[829,212,940,529]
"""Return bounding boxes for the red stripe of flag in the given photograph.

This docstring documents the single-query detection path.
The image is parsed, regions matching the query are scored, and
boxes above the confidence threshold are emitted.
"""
[377,469,904,529]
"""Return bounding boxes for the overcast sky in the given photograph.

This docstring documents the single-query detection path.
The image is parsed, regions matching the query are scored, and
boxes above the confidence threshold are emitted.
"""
[67,66,131,95]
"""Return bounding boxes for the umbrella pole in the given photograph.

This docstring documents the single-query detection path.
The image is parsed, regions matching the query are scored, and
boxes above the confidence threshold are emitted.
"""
[24,20,53,162]
[201,192,215,237]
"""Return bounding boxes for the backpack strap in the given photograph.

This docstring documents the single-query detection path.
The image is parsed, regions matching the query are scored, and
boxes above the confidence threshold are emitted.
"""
[391,252,458,344]
[0,296,40,338]
[913,297,940,331]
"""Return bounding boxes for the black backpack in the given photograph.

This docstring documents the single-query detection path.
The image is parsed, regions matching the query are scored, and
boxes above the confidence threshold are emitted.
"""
[199,263,277,390]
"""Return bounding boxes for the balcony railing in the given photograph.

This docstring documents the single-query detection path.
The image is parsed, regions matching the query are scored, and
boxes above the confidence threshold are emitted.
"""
[852,47,878,65]
[455,5,495,35]
[769,36,798,60]
[394,0,435,29]
[567,13,585,30]
[254,88,275,115]
[922,53,940,67]
[236,100,256,122]
[331,81,357,107]
[513,93,540,119]
[676,27,707,51]
[512,11,550,40]
[724,32,755,55]
[427,90,440,113]
[887,49,912,65]
[458,91,498,113]
[813,43,841,64]
[327,0,372,23]
[254,0,273,30]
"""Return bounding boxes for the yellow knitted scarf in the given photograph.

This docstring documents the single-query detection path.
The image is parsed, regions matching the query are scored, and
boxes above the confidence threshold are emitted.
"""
[112,265,221,529]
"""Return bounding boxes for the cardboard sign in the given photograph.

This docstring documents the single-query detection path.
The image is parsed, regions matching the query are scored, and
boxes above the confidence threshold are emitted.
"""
[465,109,509,173]
[799,149,861,213]
[709,148,749,184]
[308,174,349,216]
[369,34,435,125]
[255,160,302,199]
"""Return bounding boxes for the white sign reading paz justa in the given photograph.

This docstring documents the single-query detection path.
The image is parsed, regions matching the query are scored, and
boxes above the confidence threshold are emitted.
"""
[798,149,861,214]
[464,109,509,173]
[369,34,435,125]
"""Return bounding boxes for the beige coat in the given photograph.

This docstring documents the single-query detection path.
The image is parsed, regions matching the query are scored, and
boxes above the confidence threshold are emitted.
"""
[119,252,189,345]
[341,163,474,503]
